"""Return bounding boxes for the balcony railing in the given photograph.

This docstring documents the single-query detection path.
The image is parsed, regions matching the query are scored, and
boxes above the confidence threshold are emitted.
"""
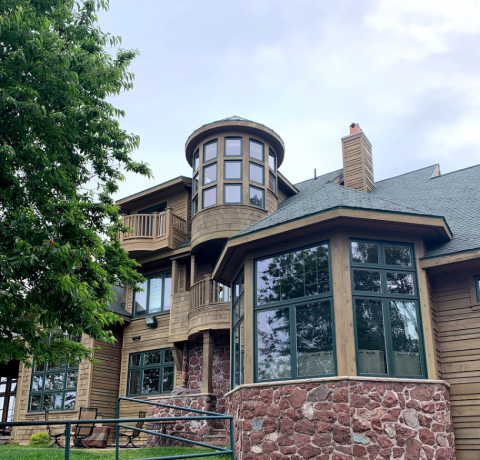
[190,275,231,311]
[119,209,188,252]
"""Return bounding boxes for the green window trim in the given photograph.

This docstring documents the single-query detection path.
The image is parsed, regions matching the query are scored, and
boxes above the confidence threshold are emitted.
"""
[249,162,265,185]
[224,160,243,180]
[475,274,480,302]
[193,149,199,172]
[202,162,217,186]
[249,186,264,209]
[224,184,243,204]
[350,239,426,379]
[269,148,276,171]
[202,186,217,209]
[224,137,243,157]
[133,270,172,317]
[203,139,218,162]
[249,139,264,161]
[127,349,174,396]
[254,242,336,383]
[232,269,245,389]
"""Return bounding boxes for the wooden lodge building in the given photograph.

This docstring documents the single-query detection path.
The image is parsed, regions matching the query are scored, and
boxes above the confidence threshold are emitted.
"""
[5,116,480,459]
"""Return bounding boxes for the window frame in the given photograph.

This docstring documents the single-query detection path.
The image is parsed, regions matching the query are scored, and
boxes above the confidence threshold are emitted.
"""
[350,239,427,379]
[202,162,217,186]
[202,186,217,209]
[133,270,172,317]
[231,269,245,389]
[249,186,265,209]
[475,274,480,302]
[224,137,243,157]
[224,184,243,204]
[269,149,276,171]
[253,241,337,383]
[127,349,175,396]
[268,171,277,193]
[224,160,243,180]
[249,162,265,185]
[249,139,264,161]
[203,139,218,162]
[193,149,199,172]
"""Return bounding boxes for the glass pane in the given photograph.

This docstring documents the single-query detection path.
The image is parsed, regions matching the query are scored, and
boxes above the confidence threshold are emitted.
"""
[47,359,66,370]
[203,163,217,185]
[34,362,46,372]
[0,377,6,393]
[164,349,173,363]
[192,196,198,216]
[389,301,422,376]
[257,309,291,380]
[296,301,334,377]
[269,150,276,170]
[233,271,244,302]
[43,393,62,411]
[53,373,64,390]
[145,351,162,365]
[44,374,54,390]
[204,141,217,161]
[225,184,242,203]
[148,275,163,314]
[256,244,330,305]
[162,367,174,393]
[225,138,242,156]
[225,161,242,179]
[32,375,43,392]
[385,244,412,267]
[64,392,76,410]
[66,371,78,389]
[7,396,15,422]
[353,269,382,292]
[249,140,263,160]
[476,276,480,301]
[240,321,244,385]
[351,241,379,264]
[131,354,141,367]
[269,172,276,192]
[203,187,217,208]
[0,396,4,419]
[142,368,160,394]
[249,163,264,184]
[249,186,264,208]
[233,325,240,388]
[387,272,415,295]
[30,394,41,412]
[128,370,140,395]
[355,299,387,375]
[134,281,148,316]
[193,174,198,194]
[164,273,172,311]
[193,151,199,170]
[10,379,17,392]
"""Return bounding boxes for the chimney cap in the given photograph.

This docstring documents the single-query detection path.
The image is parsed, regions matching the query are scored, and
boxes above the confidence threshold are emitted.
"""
[349,123,362,135]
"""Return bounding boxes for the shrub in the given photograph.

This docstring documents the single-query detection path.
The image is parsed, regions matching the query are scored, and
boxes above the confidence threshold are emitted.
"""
[29,432,50,445]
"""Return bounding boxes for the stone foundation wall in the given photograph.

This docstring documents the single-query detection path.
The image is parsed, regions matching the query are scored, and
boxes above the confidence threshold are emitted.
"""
[212,334,230,414]
[226,378,455,460]
[186,339,203,391]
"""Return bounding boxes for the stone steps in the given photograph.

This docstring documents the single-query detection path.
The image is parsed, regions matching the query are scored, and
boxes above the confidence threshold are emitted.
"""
[203,428,229,447]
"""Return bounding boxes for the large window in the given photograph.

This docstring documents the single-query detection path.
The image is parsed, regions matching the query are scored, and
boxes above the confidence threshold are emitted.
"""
[255,243,335,381]
[133,271,172,316]
[128,349,174,396]
[29,332,80,412]
[350,240,425,378]
[232,270,245,388]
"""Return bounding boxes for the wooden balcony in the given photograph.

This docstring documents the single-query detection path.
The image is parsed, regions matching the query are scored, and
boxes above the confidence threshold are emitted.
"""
[188,275,231,338]
[119,209,188,255]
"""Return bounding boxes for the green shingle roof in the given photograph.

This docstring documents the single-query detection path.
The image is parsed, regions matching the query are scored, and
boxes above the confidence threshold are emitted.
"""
[235,164,480,259]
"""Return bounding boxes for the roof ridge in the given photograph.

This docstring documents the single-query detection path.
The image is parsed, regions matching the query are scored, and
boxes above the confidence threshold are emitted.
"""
[431,163,480,179]
[293,168,343,187]
[375,164,440,184]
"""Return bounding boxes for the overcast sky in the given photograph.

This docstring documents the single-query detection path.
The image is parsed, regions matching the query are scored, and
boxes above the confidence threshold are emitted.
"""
[98,0,480,201]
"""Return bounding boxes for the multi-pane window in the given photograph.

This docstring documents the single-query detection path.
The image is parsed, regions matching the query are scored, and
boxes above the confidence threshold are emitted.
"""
[0,373,17,424]
[128,349,174,396]
[29,332,80,412]
[350,240,425,378]
[203,186,217,208]
[249,186,264,208]
[224,184,242,203]
[134,271,172,316]
[225,138,242,156]
[232,270,245,388]
[249,163,264,185]
[249,140,264,161]
[204,140,217,162]
[475,275,480,302]
[255,243,335,381]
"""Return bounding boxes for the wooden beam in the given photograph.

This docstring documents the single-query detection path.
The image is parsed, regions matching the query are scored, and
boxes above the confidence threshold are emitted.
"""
[201,330,213,393]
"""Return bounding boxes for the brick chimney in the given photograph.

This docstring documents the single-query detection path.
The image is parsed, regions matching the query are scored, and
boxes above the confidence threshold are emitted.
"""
[341,123,374,193]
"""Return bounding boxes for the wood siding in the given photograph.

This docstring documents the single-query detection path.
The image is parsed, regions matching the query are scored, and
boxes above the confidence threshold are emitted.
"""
[341,132,374,193]
[432,267,480,459]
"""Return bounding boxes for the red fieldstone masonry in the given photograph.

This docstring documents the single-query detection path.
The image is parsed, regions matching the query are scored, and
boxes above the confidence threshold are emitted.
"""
[212,334,230,414]
[225,377,455,460]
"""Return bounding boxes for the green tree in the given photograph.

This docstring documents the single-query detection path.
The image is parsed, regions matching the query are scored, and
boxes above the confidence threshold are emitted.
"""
[0,0,151,366]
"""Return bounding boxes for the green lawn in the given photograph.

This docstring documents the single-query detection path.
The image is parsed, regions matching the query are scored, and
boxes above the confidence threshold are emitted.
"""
[0,445,232,460]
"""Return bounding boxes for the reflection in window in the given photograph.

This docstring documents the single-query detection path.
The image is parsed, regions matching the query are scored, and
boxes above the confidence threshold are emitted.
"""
[249,186,264,208]
[249,162,264,185]
[249,140,264,161]
[225,184,242,203]
[255,243,334,381]
[128,349,174,396]
[204,141,217,162]
[133,271,172,316]
[225,160,242,179]
[203,163,217,185]
[203,186,217,208]
[351,240,423,378]
[225,138,242,156]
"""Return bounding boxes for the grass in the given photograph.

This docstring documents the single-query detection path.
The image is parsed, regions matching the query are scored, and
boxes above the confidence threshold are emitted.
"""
[0,445,232,460]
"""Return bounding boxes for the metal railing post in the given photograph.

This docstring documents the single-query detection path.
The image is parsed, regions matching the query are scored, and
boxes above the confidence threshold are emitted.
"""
[115,422,120,460]
[64,422,71,460]
[229,417,234,460]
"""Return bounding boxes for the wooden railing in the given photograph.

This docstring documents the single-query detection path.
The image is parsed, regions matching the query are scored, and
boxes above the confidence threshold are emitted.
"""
[190,275,231,311]
[119,209,187,243]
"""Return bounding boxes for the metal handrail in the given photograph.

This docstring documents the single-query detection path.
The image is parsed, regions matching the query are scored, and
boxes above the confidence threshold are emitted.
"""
[0,397,235,460]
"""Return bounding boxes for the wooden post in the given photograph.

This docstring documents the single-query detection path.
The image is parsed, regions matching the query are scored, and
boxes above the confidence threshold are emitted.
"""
[190,255,196,286]
[166,208,173,247]
[201,330,213,394]
[204,274,212,306]
[152,211,159,238]
[172,259,179,295]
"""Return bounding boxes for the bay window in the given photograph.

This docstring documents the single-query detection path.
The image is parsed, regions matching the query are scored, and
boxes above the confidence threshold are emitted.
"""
[133,271,172,316]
